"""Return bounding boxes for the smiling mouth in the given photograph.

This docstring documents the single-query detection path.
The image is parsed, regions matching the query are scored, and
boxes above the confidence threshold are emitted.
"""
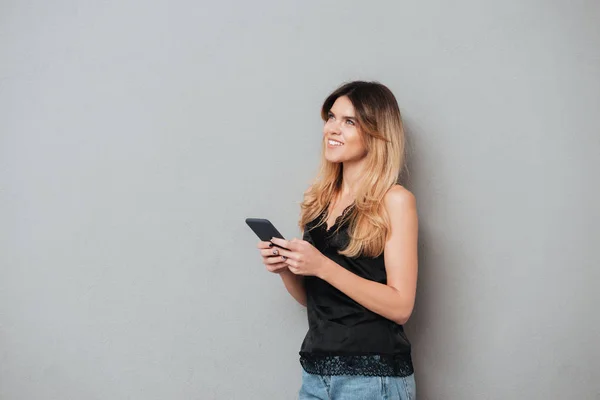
[328,139,344,146]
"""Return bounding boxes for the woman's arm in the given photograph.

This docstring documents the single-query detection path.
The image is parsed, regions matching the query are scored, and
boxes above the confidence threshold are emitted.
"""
[257,240,307,307]
[279,270,307,307]
[320,186,418,324]
[272,185,418,324]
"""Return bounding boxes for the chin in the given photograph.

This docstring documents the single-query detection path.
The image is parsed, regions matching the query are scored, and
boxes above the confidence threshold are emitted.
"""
[325,148,345,163]
[324,152,345,163]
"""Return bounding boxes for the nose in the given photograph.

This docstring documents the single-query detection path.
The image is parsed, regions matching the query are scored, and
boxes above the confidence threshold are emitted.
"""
[325,119,342,135]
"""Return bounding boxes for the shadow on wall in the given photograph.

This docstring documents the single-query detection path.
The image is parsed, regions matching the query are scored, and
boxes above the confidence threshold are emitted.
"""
[401,117,472,400]
[402,117,435,399]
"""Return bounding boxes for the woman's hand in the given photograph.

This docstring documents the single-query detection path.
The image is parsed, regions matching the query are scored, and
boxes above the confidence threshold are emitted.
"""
[269,237,331,278]
[257,241,289,274]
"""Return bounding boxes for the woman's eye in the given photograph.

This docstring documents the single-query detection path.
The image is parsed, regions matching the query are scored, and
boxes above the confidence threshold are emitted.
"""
[328,113,335,120]
[346,119,355,126]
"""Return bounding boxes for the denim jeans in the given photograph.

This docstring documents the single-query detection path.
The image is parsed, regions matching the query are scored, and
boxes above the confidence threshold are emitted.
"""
[298,369,416,400]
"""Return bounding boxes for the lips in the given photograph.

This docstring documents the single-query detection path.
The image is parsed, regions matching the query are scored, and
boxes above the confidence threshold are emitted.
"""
[327,138,344,146]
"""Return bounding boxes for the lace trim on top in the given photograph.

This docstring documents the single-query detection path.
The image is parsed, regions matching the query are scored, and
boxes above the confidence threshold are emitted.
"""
[299,353,414,377]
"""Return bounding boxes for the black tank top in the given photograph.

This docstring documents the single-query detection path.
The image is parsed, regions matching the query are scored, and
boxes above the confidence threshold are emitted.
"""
[299,205,414,377]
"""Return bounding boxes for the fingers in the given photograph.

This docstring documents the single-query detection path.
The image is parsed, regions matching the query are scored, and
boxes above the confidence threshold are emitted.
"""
[264,254,295,267]
[270,237,293,250]
[266,262,288,273]
[274,247,294,260]
[257,241,274,249]
[284,257,298,268]
[287,263,301,275]
[262,253,287,265]
[267,238,307,263]
[259,237,308,275]
[263,248,293,264]
[260,247,282,257]
[257,240,296,274]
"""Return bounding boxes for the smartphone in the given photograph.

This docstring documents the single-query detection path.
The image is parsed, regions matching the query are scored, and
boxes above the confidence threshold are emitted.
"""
[245,218,288,249]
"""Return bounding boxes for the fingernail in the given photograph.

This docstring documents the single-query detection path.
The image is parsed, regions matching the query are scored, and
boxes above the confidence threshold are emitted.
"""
[268,243,274,248]
[282,256,287,261]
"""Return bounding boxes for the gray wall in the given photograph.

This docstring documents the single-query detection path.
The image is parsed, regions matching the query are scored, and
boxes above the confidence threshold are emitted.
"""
[1,1,599,399]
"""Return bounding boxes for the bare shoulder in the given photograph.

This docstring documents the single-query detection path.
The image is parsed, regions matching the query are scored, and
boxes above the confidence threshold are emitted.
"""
[383,185,416,213]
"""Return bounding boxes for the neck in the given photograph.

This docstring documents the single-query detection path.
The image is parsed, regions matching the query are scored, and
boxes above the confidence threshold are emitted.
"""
[339,158,367,198]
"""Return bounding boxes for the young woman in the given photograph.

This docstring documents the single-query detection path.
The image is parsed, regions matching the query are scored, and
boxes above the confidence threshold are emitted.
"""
[257,81,418,399]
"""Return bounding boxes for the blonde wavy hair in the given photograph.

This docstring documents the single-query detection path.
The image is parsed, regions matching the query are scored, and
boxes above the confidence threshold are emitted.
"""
[299,81,406,258]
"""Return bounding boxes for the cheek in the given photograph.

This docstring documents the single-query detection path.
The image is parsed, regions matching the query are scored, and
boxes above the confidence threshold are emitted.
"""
[344,128,361,145]
[350,141,364,154]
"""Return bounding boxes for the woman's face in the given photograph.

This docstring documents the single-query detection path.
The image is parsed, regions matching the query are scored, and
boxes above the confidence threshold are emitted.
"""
[323,96,367,164]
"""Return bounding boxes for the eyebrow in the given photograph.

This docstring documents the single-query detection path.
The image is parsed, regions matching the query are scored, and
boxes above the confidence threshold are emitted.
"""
[328,110,357,120]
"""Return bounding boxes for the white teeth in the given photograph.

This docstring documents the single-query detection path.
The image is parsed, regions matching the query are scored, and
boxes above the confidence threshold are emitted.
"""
[328,140,343,146]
